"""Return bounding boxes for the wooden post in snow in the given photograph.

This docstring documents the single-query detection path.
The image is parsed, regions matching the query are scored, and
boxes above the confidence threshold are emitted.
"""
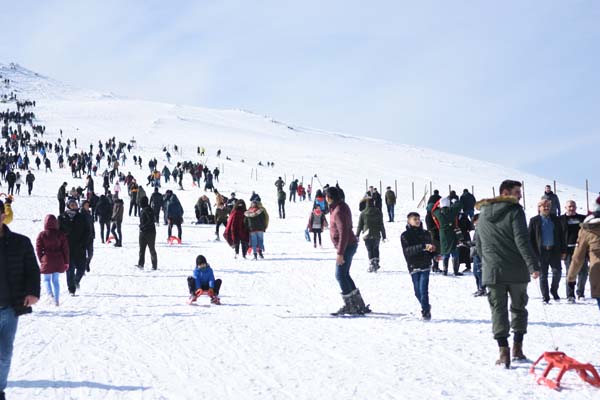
[586,179,590,212]
[412,182,415,201]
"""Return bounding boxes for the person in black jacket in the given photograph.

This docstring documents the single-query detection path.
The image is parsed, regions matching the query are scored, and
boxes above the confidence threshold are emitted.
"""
[528,199,567,303]
[149,187,163,224]
[59,199,91,295]
[401,212,436,320]
[560,200,588,302]
[460,189,476,219]
[57,182,68,216]
[25,170,35,196]
[95,194,112,243]
[0,199,40,398]
[81,201,95,273]
[137,197,157,270]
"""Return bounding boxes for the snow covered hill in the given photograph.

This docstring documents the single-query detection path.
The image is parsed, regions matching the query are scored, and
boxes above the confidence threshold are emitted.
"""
[3,64,599,400]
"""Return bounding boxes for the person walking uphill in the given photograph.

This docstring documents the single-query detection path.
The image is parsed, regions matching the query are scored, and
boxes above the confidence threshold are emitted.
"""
[35,215,69,306]
[327,186,370,315]
[384,186,396,222]
[356,197,386,273]
[0,199,41,399]
[137,197,157,270]
[433,197,464,276]
[475,180,539,369]
[566,200,600,310]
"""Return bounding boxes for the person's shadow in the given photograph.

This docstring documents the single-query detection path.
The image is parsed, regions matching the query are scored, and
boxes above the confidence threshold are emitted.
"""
[9,380,149,391]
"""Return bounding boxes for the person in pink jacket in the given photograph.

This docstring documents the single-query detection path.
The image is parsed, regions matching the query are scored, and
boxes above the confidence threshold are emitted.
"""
[36,215,70,306]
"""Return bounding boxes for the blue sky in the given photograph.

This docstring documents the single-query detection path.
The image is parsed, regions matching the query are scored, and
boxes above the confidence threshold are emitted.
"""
[1,0,598,191]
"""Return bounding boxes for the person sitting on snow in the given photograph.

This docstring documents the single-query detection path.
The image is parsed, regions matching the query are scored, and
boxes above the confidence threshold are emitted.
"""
[187,255,222,304]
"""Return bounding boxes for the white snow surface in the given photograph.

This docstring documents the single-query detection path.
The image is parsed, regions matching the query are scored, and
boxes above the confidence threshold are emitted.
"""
[3,65,599,399]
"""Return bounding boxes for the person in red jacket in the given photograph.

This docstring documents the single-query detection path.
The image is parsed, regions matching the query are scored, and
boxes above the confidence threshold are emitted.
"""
[326,186,370,315]
[224,200,250,259]
[35,215,70,306]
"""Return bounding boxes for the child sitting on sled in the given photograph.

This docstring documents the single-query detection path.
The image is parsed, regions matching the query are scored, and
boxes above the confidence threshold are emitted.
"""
[187,255,222,304]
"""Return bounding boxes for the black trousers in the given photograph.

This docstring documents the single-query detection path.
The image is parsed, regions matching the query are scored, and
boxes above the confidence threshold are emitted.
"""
[138,230,158,268]
[168,222,182,239]
[539,248,562,300]
[187,277,222,295]
[364,238,380,260]
[58,199,65,216]
[278,200,285,218]
[313,231,322,245]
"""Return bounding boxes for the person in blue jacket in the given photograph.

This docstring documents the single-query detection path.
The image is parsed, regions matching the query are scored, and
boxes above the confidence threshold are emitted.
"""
[186,255,222,304]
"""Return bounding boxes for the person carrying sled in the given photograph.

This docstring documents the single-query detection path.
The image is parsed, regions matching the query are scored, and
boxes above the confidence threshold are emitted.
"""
[187,255,222,305]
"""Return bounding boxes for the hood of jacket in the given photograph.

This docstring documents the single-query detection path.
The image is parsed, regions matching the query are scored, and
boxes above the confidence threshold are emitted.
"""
[475,196,520,223]
[44,214,59,230]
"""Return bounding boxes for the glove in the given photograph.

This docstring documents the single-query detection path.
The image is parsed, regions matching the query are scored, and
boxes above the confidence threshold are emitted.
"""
[194,288,204,297]
[208,288,215,298]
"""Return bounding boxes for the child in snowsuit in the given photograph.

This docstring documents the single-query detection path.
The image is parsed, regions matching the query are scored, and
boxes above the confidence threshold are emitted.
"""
[308,205,328,248]
[187,255,222,304]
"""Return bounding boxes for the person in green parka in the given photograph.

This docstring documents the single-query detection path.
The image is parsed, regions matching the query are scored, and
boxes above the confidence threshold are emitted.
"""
[475,180,539,368]
[432,196,463,276]
[356,197,386,272]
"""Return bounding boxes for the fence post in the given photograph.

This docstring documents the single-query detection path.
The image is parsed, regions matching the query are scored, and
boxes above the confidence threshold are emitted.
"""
[379,180,382,194]
[586,179,590,212]
[395,179,398,198]
[412,182,415,201]
[471,185,474,196]
[553,180,557,194]
[522,181,526,209]
[365,178,368,192]
[449,184,452,195]
[251,168,254,179]
[492,186,496,197]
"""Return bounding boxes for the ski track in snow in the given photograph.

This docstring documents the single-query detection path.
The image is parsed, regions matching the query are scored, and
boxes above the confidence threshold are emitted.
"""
[2,67,599,399]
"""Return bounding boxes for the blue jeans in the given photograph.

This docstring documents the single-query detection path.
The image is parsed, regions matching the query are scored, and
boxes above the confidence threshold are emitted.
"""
[473,255,483,291]
[0,307,18,391]
[387,204,395,222]
[335,244,358,295]
[411,270,431,312]
[43,273,61,304]
[250,231,265,254]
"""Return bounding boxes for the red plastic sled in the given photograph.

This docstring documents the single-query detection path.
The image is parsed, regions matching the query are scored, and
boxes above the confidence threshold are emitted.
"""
[187,290,221,305]
[530,351,600,390]
[168,236,182,245]
[106,235,115,244]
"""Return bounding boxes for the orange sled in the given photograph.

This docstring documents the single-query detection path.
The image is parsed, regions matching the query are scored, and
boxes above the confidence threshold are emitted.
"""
[168,236,182,244]
[530,352,600,390]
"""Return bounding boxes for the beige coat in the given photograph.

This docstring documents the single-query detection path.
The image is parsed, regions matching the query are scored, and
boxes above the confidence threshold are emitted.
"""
[568,215,600,298]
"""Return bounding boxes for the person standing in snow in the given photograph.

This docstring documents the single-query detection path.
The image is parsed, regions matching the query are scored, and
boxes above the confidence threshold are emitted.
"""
[59,199,90,296]
[57,182,68,216]
[541,184,561,216]
[25,170,35,196]
[244,201,269,260]
[81,200,95,273]
[110,194,124,247]
[166,191,184,241]
[460,189,476,219]
[307,204,327,248]
[356,197,386,273]
[0,198,40,399]
[224,200,250,259]
[560,200,588,302]
[326,186,370,315]
[36,215,69,306]
[137,197,158,270]
[401,212,435,320]
[277,189,286,219]
[475,180,539,368]
[433,196,463,276]
[384,186,396,222]
[567,197,600,311]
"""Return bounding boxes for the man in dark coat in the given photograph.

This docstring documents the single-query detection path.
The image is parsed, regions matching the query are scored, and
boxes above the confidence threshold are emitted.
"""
[460,189,476,219]
[25,170,35,196]
[528,199,566,303]
[149,187,163,224]
[59,199,91,295]
[433,197,463,276]
[137,197,157,269]
[384,186,396,222]
[57,182,68,216]
[0,199,40,398]
[560,200,588,302]
[541,185,561,216]
[81,200,95,273]
[167,193,184,240]
[476,180,539,368]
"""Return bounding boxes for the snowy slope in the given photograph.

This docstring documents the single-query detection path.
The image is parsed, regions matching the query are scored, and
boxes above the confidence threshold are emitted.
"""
[3,65,599,400]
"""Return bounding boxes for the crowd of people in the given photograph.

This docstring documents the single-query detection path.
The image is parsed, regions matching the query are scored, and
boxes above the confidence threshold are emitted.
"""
[1,89,600,400]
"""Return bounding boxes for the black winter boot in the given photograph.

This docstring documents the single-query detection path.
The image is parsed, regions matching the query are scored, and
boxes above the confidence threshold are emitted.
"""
[350,289,371,314]
[331,292,358,315]
[512,342,527,361]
